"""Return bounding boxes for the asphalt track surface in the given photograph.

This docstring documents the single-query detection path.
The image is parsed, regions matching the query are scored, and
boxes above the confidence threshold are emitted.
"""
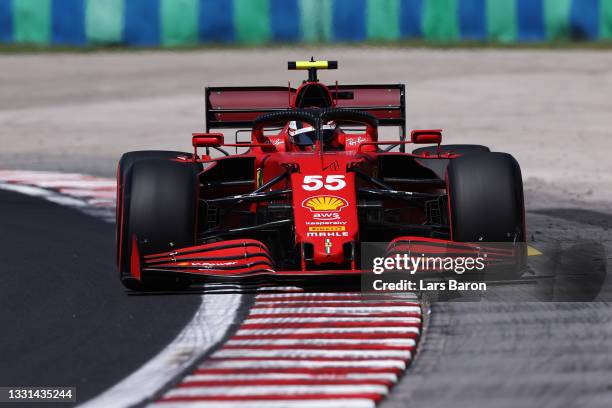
[0,188,202,404]
[1,48,612,407]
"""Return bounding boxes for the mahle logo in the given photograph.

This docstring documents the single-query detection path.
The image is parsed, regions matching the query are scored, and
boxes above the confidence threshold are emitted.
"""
[302,195,348,212]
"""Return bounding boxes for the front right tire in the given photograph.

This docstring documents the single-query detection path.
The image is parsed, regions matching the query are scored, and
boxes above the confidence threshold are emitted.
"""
[446,152,524,242]
[446,152,526,277]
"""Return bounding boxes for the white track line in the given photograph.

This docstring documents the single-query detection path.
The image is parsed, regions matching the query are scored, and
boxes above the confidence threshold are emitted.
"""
[0,176,114,221]
[214,349,413,359]
[184,373,399,382]
[164,384,389,397]
[249,306,421,315]
[236,327,419,335]
[58,188,115,198]
[200,359,408,370]
[226,338,416,346]
[0,183,88,206]
[256,292,418,300]
[253,299,418,304]
[152,399,376,408]
[83,293,242,408]
[30,180,116,188]
[243,317,421,323]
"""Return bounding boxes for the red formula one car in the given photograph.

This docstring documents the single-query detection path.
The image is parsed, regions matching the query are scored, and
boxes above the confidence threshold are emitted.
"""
[116,60,526,290]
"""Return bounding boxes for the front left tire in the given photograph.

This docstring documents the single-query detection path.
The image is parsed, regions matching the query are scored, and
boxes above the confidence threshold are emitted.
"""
[117,154,200,290]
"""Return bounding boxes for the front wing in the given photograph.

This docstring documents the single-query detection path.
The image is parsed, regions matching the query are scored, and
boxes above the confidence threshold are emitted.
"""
[129,237,525,280]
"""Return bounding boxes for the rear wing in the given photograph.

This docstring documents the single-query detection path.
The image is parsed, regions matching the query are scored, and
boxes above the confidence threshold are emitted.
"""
[205,84,405,134]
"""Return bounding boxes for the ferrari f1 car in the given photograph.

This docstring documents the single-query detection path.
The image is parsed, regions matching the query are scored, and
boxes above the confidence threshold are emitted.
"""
[116,60,526,290]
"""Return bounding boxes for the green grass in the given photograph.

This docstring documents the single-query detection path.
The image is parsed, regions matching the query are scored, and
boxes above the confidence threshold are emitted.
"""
[2,39,612,54]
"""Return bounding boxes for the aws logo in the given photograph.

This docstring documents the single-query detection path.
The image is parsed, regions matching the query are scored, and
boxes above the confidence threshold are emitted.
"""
[302,195,348,212]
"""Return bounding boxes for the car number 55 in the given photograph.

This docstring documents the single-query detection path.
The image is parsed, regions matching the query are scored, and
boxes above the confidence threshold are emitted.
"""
[302,175,346,191]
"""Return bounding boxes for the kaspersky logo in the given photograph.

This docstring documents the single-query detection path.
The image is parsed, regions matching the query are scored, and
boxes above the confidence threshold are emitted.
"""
[302,195,348,212]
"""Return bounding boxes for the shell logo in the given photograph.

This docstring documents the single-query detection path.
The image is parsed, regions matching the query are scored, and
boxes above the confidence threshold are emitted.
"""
[302,195,348,212]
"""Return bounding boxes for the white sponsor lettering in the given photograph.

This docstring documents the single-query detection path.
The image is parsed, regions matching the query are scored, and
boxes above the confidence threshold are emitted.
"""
[313,212,341,220]
[302,175,346,191]
[345,136,369,146]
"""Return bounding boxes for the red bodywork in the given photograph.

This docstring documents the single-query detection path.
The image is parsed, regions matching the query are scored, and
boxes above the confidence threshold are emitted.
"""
[125,73,522,282]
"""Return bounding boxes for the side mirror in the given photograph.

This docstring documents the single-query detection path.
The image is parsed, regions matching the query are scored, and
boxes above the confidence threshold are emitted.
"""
[192,133,224,161]
[411,129,442,145]
[192,132,224,147]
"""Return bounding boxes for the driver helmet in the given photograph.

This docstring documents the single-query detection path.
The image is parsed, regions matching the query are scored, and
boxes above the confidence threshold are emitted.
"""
[288,120,337,149]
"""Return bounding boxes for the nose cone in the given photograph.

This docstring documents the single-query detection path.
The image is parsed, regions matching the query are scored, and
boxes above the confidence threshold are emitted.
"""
[290,167,358,269]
